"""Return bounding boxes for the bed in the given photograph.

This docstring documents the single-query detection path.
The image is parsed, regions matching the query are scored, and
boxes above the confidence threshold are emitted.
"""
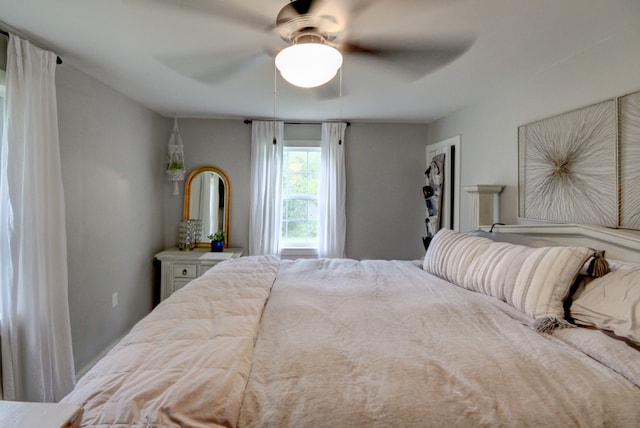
[62,224,640,427]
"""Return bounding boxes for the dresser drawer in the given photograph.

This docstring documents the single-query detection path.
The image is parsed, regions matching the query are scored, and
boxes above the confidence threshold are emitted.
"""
[198,261,222,277]
[174,279,192,291]
[173,263,197,279]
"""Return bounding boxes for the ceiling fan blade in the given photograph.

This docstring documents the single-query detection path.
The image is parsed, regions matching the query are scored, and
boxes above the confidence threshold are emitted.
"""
[156,49,271,85]
[137,0,273,33]
[348,0,384,19]
[339,37,475,79]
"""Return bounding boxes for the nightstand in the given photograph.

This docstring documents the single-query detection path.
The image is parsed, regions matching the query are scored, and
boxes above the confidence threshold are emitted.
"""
[154,247,243,301]
[0,401,82,427]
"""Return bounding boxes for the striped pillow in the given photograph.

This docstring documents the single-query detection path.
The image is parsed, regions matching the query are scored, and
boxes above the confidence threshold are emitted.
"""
[423,228,493,286]
[424,229,592,319]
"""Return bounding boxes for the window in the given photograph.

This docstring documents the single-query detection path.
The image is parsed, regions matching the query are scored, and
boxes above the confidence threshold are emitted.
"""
[250,121,345,258]
[281,145,320,248]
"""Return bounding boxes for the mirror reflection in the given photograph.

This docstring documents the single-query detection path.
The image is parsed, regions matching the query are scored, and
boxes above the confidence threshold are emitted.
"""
[183,166,230,247]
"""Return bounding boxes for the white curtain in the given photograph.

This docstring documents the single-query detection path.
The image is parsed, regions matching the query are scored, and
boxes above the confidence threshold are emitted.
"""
[0,35,75,402]
[319,122,347,258]
[249,121,283,255]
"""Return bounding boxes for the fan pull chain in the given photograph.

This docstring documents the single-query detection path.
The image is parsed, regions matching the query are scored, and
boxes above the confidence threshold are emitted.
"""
[273,62,277,145]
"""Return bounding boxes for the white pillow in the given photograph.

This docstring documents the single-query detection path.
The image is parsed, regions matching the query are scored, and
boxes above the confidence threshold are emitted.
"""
[571,262,640,345]
[424,229,593,319]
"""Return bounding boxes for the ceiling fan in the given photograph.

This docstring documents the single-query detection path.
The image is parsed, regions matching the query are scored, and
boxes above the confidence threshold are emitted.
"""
[149,0,474,90]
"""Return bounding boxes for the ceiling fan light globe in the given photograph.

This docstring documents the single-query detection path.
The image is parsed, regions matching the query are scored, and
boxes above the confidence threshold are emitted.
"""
[275,43,343,88]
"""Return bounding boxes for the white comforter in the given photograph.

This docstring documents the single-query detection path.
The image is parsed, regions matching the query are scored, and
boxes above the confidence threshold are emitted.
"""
[63,255,278,427]
[239,258,640,427]
[64,256,640,427]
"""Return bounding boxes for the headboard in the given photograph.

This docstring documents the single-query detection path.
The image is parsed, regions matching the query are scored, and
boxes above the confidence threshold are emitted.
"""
[486,223,640,264]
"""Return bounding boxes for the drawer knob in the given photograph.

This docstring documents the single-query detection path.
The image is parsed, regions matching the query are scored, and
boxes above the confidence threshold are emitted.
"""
[182,269,187,275]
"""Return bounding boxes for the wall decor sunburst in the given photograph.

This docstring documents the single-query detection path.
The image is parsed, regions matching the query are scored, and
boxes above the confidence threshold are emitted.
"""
[618,90,640,230]
[518,100,617,227]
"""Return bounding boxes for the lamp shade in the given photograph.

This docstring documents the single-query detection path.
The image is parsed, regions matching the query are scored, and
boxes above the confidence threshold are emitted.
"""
[275,42,343,88]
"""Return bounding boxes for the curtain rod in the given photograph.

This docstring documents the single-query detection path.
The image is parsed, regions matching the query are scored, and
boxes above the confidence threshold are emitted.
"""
[243,119,350,127]
[0,29,63,64]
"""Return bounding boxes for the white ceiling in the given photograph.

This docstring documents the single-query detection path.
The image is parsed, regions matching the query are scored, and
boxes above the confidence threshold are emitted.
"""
[1,0,639,123]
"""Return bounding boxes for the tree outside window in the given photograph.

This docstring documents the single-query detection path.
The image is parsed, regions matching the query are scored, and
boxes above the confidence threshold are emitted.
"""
[281,147,320,247]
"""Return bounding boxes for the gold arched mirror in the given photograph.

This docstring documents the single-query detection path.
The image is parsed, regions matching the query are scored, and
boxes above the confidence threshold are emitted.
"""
[183,166,230,248]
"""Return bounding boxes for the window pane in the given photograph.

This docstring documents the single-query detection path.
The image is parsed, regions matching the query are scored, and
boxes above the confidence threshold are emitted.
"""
[287,151,307,173]
[308,199,318,221]
[308,151,320,174]
[286,173,308,195]
[308,221,318,239]
[285,199,308,221]
[281,146,320,247]
[285,221,308,240]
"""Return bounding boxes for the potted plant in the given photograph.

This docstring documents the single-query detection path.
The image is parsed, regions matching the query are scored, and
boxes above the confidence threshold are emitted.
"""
[207,231,225,252]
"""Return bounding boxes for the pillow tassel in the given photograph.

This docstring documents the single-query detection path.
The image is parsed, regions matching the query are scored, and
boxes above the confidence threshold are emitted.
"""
[588,250,609,278]
[533,316,575,334]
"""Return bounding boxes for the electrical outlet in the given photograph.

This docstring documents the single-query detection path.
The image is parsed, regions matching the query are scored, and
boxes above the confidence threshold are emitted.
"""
[112,292,118,308]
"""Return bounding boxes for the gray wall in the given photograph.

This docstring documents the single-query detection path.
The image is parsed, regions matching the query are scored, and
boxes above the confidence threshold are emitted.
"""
[162,119,252,251]
[346,123,427,260]
[56,65,166,373]
[428,25,640,232]
[163,120,428,260]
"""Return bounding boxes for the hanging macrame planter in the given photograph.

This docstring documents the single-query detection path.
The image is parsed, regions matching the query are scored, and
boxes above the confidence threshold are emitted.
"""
[166,117,186,195]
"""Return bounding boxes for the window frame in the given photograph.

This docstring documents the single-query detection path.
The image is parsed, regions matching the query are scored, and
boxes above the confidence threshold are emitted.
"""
[280,139,321,256]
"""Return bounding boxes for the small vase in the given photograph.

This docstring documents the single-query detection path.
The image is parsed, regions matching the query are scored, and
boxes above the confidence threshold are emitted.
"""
[211,240,224,252]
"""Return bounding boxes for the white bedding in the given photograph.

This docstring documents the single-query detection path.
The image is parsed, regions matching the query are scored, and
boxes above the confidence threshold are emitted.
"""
[239,258,640,427]
[63,255,278,427]
[64,256,640,427]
